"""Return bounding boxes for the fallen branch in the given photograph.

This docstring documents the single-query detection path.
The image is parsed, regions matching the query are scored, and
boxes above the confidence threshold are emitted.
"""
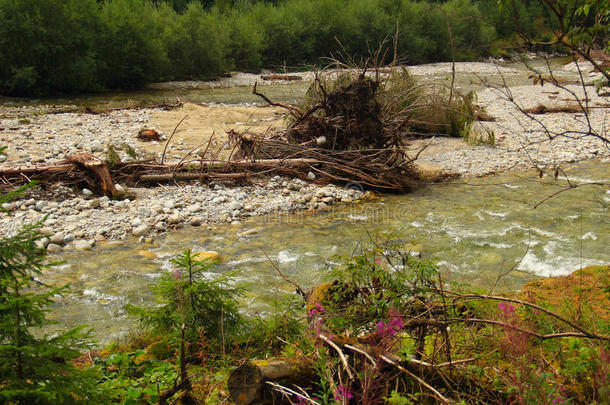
[380,355,452,404]
[253,81,302,119]
[319,334,354,380]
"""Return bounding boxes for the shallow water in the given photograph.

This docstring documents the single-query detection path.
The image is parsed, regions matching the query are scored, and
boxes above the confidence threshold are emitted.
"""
[41,160,609,343]
[1,57,575,109]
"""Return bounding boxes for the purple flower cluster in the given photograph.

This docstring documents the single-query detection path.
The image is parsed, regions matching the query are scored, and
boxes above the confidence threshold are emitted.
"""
[172,269,182,279]
[334,384,354,401]
[308,303,325,318]
[377,314,404,337]
[498,301,516,316]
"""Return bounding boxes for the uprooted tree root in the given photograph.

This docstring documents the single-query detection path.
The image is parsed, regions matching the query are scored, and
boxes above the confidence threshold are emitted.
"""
[1,67,480,194]
[0,71,427,194]
[229,73,422,191]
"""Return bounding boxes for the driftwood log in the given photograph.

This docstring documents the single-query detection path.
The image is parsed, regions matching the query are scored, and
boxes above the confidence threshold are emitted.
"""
[0,152,118,197]
[1,73,427,193]
[228,358,315,405]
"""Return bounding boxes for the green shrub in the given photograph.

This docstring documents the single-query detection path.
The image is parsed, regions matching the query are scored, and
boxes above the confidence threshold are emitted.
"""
[162,3,230,80]
[224,6,264,72]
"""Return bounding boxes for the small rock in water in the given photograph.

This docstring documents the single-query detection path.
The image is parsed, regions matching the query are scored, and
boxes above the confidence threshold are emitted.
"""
[132,225,149,237]
[46,243,62,253]
[74,240,93,251]
[137,249,158,259]
[192,251,222,263]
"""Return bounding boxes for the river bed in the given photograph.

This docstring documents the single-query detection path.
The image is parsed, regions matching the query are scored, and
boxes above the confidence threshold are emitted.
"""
[41,160,609,343]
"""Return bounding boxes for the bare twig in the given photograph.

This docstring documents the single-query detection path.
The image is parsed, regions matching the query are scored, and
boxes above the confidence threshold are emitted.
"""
[161,115,188,165]
[380,355,452,404]
[262,249,306,297]
[319,334,354,380]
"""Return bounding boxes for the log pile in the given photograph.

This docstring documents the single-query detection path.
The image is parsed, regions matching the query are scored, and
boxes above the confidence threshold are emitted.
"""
[0,71,422,194]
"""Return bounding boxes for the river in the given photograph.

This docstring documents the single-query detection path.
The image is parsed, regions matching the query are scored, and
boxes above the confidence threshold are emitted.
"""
[40,160,609,343]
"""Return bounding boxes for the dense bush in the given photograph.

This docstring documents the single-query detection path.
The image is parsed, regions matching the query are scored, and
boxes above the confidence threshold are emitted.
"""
[0,0,550,96]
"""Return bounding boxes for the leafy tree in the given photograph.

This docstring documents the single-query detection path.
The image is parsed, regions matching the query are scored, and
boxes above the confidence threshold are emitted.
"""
[500,0,610,82]
[161,2,231,80]
[96,0,170,89]
[0,0,100,96]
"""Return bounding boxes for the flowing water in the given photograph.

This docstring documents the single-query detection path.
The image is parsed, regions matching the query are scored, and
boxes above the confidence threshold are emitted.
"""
[41,161,609,343]
[6,57,605,342]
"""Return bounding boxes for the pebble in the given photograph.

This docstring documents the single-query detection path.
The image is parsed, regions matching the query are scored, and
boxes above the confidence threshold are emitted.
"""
[132,225,149,237]
[74,240,93,251]
[50,232,65,245]
[82,188,93,197]
[167,214,181,224]
[90,140,103,152]
[46,243,62,253]
[228,201,243,211]
[36,237,50,249]
[0,155,6,163]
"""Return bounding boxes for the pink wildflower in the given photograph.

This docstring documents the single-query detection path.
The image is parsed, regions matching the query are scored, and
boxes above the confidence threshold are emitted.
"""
[376,312,404,337]
[308,303,325,318]
[335,385,353,401]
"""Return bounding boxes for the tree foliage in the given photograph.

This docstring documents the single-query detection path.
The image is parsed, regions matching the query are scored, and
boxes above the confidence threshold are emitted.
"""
[0,224,106,404]
[128,250,247,352]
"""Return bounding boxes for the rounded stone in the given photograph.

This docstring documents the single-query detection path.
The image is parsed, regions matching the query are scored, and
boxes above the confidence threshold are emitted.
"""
[46,243,62,253]
[192,251,222,263]
[132,225,149,237]
[74,240,93,251]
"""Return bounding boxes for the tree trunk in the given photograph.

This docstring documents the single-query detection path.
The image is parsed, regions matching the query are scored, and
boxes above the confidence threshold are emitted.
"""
[228,358,314,405]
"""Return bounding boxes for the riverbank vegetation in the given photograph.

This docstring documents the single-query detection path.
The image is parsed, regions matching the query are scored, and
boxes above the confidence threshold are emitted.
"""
[1,219,608,403]
[0,0,551,97]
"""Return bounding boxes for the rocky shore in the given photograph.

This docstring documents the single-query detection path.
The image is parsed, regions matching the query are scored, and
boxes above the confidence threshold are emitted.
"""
[1,60,608,252]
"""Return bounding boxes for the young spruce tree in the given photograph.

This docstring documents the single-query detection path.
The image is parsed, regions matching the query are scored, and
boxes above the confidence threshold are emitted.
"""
[0,187,105,404]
